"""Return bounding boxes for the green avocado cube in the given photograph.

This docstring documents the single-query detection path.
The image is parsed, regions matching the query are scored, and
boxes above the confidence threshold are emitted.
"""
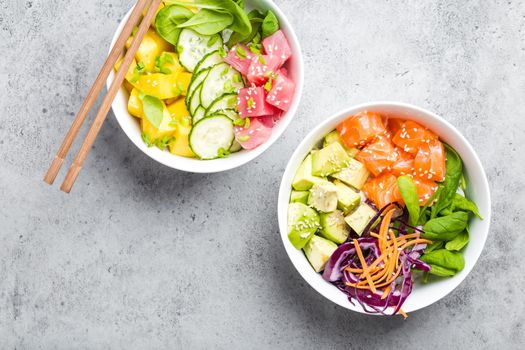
[288,203,320,249]
[319,210,350,244]
[331,158,370,190]
[303,235,338,272]
[290,190,309,204]
[308,181,338,213]
[311,142,351,177]
[344,203,377,236]
[323,130,359,157]
[292,154,325,190]
[333,180,361,214]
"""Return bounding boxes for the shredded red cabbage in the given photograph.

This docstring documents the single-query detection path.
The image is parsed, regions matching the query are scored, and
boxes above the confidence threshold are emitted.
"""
[322,202,430,315]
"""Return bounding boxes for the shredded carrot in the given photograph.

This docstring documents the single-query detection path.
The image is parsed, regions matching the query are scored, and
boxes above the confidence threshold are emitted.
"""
[398,309,408,319]
[353,239,377,293]
[344,205,433,318]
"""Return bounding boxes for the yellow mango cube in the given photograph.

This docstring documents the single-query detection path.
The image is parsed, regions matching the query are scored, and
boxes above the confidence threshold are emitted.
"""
[157,52,181,74]
[167,99,194,157]
[176,72,192,96]
[136,72,185,100]
[114,57,139,87]
[135,29,172,71]
[141,104,176,142]
[128,88,143,118]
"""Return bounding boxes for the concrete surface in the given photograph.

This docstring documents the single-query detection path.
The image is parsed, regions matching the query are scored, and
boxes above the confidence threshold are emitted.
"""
[0,0,524,349]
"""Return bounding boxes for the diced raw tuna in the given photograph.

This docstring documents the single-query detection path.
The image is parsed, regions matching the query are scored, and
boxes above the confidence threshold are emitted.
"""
[237,86,276,118]
[234,117,273,150]
[262,30,292,66]
[224,44,256,76]
[246,54,281,85]
[266,70,295,111]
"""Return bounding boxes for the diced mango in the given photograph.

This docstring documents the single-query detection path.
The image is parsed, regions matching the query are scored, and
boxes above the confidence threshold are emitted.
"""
[114,57,138,87]
[176,72,192,96]
[157,52,181,73]
[135,29,172,71]
[141,103,176,142]
[167,99,194,157]
[123,80,135,93]
[128,88,143,118]
[136,71,185,99]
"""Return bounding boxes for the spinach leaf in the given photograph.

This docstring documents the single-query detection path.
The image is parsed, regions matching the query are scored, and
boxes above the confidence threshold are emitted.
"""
[227,9,264,47]
[451,193,483,219]
[155,5,194,45]
[141,95,164,129]
[432,144,463,217]
[262,10,279,38]
[420,249,465,276]
[445,229,469,251]
[397,175,419,226]
[176,8,233,35]
[168,0,252,36]
[422,211,468,241]
[460,172,467,191]
[418,185,442,225]
[425,241,443,253]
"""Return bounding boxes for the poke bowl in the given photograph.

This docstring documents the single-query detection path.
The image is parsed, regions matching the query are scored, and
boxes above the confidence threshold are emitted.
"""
[278,101,491,316]
[107,0,304,173]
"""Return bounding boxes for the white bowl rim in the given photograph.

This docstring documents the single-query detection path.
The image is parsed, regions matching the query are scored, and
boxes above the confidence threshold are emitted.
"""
[277,101,492,314]
[106,0,304,173]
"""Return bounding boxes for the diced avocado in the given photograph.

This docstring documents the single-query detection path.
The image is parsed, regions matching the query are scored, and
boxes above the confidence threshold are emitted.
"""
[303,235,338,272]
[311,142,351,177]
[344,203,377,236]
[331,158,370,190]
[333,180,361,214]
[288,203,320,249]
[290,190,309,204]
[319,210,350,244]
[323,130,359,157]
[292,154,325,190]
[308,181,338,213]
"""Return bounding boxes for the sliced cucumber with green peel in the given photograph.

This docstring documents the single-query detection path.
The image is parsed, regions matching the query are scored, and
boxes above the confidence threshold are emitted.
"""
[177,29,222,72]
[186,68,210,107]
[200,63,244,108]
[189,115,234,160]
[193,106,206,123]
[189,84,202,115]
[219,109,239,121]
[230,140,242,153]
[194,50,223,75]
[205,93,238,116]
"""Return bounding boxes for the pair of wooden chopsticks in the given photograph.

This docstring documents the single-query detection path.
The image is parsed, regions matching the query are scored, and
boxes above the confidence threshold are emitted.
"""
[44,0,163,193]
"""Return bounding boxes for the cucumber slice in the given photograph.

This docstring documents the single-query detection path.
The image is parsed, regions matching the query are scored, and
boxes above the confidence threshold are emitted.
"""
[193,106,206,123]
[186,68,210,107]
[200,63,244,108]
[177,29,222,72]
[189,115,234,160]
[220,109,239,121]
[194,50,223,75]
[205,93,238,116]
[189,84,202,115]
[230,140,242,153]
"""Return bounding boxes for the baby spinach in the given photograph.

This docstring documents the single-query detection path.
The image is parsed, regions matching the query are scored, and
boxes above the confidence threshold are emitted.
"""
[227,9,264,47]
[176,8,233,35]
[422,211,468,241]
[141,95,164,129]
[445,229,469,251]
[451,193,483,219]
[262,10,279,38]
[425,241,443,253]
[417,185,442,225]
[420,249,465,276]
[155,5,194,45]
[169,0,252,36]
[432,144,463,217]
[397,175,419,226]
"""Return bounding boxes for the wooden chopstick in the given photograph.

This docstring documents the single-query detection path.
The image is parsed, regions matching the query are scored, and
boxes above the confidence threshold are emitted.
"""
[55,0,163,193]
[43,0,151,186]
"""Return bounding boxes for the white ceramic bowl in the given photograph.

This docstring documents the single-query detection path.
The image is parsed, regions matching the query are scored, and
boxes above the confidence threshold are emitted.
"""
[107,1,304,173]
[278,101,491,314]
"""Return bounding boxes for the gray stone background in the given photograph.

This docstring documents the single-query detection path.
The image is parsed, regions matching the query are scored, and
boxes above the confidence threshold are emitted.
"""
[0,0,524,349]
